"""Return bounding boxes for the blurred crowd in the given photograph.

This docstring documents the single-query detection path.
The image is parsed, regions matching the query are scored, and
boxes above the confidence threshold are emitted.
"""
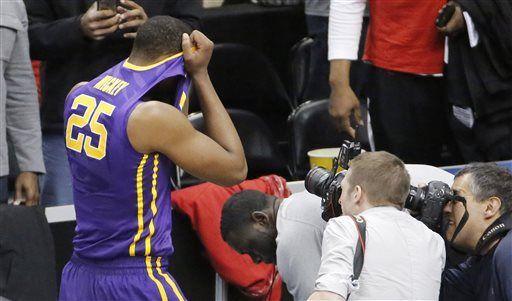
[1,0,510,207]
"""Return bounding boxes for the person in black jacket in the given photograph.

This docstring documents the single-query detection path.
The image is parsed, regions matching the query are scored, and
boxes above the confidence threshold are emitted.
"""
[441,163,512,301]
[438,0,512,162]
[24,0,201,207]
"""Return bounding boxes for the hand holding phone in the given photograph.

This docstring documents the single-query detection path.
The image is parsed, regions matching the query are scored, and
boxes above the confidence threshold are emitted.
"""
[98,0,118,12]
[436,4,456,27]
[436,2,465,36]
[117,0,148,39]
[80,1,120,40]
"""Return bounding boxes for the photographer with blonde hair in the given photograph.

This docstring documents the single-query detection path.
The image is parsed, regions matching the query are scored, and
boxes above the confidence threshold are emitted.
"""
[309,151,445,301]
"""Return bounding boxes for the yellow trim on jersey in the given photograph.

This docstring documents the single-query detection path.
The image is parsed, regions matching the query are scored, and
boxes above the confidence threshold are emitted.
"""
[144,154,160,255]
[145,256,168,301]
[156,257,185,301]
[178,92,187,111]
[129,154,149,256]
[123,52,184,71]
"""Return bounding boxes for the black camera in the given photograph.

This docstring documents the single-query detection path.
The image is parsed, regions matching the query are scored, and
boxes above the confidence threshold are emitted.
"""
[305,141,361,221]
[406,181,453,231]
[305,142,453,228]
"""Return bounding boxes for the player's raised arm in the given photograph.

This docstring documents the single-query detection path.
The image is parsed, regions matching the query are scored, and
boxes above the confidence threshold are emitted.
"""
[127,30,247,186]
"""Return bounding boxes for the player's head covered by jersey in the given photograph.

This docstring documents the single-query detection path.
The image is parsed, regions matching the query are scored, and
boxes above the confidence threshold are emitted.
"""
[130,15,192,65]
[128,16,193,105]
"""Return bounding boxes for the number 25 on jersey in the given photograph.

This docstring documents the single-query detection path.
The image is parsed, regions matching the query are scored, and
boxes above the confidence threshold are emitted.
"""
[65,94,116,160]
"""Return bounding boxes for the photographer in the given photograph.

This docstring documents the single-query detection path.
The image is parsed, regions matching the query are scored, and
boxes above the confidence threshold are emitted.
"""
[442,163,512,301]
[221,151,451,301]
[309,151,445,301]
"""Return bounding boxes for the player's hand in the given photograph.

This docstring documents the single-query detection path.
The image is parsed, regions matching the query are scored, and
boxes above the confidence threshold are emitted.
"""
[117,0,148,38]
[329,85,362,138]
[437,2,465,36]
[80,2,121,41]
[182,30,214,77]
[15,172,39,206]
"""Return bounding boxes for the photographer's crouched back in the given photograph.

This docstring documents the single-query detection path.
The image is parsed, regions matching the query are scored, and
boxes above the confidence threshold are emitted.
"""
[442,163,512,301]
[309,151,445,301]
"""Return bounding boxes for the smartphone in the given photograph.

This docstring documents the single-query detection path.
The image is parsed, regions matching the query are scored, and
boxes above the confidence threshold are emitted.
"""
[435,4,456,27]
[97,0,118,12]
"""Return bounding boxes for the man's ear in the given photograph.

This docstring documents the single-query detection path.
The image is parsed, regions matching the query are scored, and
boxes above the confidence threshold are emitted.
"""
[484,196,502,219]
[353,185,362,203]
[251,211,269,225]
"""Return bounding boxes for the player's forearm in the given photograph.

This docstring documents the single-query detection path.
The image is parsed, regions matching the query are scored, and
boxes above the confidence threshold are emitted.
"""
[192,73,247,172]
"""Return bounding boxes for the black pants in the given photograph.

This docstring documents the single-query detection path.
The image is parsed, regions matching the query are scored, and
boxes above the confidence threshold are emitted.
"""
[0,205,57,301]
[0,177,7,204]
[368,67,447,165]
[304,15,330,100]
[450,110,512,162]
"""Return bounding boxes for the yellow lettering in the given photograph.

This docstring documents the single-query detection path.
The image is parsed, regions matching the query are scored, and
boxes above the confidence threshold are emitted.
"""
[106,78,122,95]
[112,82,129,96]
[93,76,111,91]
[93,75,129,96]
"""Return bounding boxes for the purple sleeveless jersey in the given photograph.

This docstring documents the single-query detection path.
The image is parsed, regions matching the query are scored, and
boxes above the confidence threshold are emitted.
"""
[63,53,190,260]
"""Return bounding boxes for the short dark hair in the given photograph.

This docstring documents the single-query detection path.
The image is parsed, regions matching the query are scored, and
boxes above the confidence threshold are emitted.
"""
[220,190,274,242]
[131,16,192,61]
[455,163,512,214]
[348,151,411,208]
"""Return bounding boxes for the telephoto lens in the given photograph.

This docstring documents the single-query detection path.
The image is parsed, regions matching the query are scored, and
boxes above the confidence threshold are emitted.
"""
[404,181,453,231]
[405,185,426,213]
[306,167,346,221]
[305,167,333,200]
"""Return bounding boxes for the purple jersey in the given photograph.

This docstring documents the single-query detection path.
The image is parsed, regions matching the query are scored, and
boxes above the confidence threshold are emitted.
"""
[63,53,190,260]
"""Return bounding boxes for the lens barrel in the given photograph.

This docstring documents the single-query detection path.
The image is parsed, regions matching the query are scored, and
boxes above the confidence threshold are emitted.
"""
[305,167,333,199]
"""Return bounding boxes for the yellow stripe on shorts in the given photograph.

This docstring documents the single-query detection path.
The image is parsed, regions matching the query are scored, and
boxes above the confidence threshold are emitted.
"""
[156,257,185,301]
[146,256,168,301]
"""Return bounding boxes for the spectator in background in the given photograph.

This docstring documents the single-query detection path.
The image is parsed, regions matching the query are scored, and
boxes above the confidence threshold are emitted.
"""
[303,0,330,100]
[328,0,447,165]
[24,0,200,206]
[0,0,45,206]
[439,0,512,162]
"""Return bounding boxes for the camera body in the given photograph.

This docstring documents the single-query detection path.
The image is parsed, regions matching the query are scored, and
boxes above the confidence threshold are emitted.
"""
[305,142,453,229]
[406,181,453,231]
[305,141,360,221]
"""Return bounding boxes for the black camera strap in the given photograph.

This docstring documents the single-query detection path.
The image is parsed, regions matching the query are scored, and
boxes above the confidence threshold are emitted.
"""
[349,215,366,288]
[475,212,512,254]
[449,197,470,245]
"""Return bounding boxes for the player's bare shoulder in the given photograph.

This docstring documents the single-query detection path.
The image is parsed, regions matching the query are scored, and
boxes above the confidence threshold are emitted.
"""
[127,101,190,153]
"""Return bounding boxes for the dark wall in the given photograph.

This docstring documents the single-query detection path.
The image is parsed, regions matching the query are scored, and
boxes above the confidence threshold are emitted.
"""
[200,3,308,92]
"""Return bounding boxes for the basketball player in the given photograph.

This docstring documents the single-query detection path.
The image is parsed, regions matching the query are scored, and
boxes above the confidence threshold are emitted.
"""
[58,16,247,300]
